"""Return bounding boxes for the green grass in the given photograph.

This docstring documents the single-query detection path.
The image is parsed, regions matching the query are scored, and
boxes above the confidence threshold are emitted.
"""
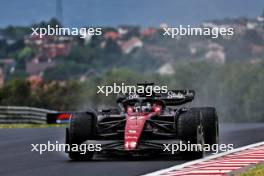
[0,124,67,129]
[239,163,264,176]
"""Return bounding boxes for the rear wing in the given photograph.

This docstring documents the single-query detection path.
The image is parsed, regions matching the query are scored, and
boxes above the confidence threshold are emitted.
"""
[119,89,195,106]
[158,90,195,106]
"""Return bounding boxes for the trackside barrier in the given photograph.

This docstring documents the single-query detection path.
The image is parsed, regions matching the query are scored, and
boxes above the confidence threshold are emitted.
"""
[0,106,57,124]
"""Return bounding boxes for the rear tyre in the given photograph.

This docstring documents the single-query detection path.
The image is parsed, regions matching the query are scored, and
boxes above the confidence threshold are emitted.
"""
[199,107,219,146]
[177,109,204,159]
[66,112,97,161]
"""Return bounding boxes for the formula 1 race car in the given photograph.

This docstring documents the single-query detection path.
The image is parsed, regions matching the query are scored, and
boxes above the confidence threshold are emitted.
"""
[65,83,219,160]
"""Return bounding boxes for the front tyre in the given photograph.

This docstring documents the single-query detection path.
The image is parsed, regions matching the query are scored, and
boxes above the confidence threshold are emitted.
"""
[177,109,205,159]
[199,107,219,146]
[66,112,97,161]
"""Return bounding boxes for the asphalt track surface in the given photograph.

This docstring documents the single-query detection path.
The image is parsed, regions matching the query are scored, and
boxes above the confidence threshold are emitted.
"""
[1,123,264,176]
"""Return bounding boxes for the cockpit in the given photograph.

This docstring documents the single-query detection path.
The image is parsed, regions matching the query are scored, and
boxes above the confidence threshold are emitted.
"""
[122,98,165,114]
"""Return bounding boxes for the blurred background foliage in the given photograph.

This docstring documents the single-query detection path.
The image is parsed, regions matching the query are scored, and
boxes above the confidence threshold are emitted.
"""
[0,61,263,122]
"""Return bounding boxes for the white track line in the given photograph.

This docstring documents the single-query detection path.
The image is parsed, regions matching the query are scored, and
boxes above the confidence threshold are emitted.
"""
[142,141,264,176]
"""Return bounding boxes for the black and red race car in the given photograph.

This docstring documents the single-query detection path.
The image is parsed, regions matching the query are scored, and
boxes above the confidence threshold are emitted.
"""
[64,83,219,160]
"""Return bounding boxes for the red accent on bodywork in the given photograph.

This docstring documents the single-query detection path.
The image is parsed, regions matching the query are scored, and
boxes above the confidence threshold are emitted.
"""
[57,113,71,120]
[124,104,161,150]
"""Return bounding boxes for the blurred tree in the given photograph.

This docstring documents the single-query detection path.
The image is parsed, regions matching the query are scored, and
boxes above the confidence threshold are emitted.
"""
[0,79,32,106]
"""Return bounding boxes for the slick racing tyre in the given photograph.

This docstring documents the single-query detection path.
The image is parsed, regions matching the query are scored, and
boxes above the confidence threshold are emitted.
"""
[177,109,204,159]
[66,112,97,161]
[199,107,219,146]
